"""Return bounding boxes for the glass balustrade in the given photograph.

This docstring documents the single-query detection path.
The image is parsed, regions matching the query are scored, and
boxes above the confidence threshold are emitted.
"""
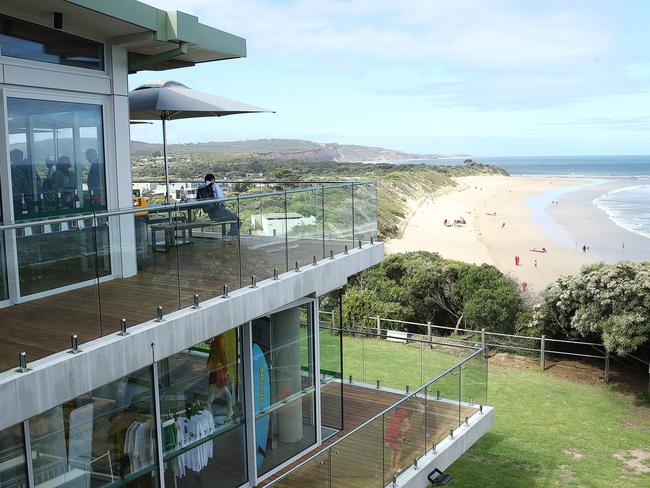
[0,182,377,378]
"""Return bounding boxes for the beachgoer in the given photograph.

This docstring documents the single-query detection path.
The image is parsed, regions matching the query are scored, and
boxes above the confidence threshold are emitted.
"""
[582,245,587,253]
[501,222,506,229]
[443,218,448,226]
[197,173,240,236]
[384,407,412,473]
[533,259,537,268]
[521,281,528,292]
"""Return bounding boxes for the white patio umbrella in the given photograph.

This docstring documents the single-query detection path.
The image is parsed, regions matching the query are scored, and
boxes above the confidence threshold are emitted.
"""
[129,80,273,202]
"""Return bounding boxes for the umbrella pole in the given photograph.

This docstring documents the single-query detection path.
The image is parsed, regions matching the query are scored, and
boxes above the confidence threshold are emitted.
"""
[162,116,170,203]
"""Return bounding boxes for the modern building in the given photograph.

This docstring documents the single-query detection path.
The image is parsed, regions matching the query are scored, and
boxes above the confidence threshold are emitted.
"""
[0,2,492,488]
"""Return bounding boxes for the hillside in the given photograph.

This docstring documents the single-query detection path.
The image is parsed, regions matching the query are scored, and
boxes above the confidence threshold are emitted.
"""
[132,154,506,239]
[130,138,446,162]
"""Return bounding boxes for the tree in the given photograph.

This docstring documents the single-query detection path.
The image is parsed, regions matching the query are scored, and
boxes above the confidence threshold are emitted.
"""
[531,262,650,355]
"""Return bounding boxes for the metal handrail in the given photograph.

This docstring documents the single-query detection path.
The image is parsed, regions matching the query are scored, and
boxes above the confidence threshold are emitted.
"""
[266,341,484,486]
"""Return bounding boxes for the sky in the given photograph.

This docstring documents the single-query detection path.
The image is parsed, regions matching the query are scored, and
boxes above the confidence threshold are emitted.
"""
[129,0,650,157]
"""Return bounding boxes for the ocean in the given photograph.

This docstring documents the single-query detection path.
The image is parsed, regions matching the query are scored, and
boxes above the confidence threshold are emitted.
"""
[404,155,650,251]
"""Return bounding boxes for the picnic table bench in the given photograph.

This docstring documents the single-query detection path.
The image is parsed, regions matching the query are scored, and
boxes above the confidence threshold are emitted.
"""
[150,218,238,252]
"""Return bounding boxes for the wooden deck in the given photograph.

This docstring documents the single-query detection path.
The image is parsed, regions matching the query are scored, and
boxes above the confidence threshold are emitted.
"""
[260,382,479,487]
[0,236,348,372]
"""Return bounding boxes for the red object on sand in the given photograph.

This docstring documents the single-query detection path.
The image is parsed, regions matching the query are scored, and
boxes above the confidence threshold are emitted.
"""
[521,281,528,291]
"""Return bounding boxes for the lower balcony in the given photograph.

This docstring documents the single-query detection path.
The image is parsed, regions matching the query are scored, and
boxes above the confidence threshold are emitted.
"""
[263,331,493,488]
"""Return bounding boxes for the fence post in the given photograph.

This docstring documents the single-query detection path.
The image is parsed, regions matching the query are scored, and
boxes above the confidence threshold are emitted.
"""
[427,321,432,342]
[647,364,650,399]
[480,328,486,356]
[376,316,381,336]
[604,353,610,383]
[540,334,546,371]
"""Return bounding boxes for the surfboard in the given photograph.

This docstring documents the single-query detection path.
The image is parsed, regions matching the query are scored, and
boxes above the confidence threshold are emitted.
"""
[252,343,271,469]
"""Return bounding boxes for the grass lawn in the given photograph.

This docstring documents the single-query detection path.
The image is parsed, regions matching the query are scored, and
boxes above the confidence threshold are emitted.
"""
[333,333,650,487]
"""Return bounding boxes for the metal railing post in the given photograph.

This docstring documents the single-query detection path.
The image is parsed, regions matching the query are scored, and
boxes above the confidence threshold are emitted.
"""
[540,334,546,371]
[481,328,486,358]
[376,316,381,336]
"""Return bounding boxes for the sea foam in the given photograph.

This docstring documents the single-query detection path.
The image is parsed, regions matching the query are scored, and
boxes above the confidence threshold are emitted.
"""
[593,185,650,240]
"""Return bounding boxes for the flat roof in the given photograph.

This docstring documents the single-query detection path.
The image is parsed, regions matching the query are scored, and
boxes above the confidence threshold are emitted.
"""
[3,0,246,72]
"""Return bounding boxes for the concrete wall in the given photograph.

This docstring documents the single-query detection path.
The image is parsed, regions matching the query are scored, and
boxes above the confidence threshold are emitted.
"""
[0,243,384,430]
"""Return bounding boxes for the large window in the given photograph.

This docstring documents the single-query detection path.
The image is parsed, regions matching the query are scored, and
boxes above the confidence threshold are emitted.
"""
[158,328,248,488]
[28,366,159,487]
[252,303,317,476]
[0,15,104,70]
[7,97,110,296]
[0,422,28,488]
[8,97,106,220]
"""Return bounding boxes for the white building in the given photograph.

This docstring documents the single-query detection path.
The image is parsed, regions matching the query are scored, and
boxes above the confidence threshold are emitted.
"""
[0,2,492,488]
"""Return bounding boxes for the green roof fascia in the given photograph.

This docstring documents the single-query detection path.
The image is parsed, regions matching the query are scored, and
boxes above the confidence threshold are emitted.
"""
[65,0,246,57]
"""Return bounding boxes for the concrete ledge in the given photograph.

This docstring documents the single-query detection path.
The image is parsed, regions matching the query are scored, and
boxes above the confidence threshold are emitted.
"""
[0,243,383,430]
[391,406,494,488]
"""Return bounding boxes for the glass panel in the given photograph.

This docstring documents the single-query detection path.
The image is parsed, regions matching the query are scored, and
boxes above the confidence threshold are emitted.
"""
[0,14,104,70]
[330,417,382,487]
[239,191,288,279]
[158,327,247,488]
[98,205,180,328]
[384,396,426,480]
[461,353,486,408]
[286,187,323,268]
[363,334,421,391]
[424,366,462,448]
[273,450,330,488]
[252,303,317,476]
[353,182,377,244]
[0,423,28,488]
[319,291,343,436]
[8,97,106,221]
[323,184,353,256]
[176,198,240,308]
[28,365,157,487]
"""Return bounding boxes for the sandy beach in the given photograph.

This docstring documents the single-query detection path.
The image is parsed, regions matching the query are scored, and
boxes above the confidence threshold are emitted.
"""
[386,175,601,293]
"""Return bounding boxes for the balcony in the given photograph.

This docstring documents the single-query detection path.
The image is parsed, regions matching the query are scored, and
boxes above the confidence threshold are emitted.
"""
[0,182,377,373]
[264,327,493,487]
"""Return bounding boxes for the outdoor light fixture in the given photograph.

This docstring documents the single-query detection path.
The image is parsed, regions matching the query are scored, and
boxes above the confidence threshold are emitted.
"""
[53,12,63,29]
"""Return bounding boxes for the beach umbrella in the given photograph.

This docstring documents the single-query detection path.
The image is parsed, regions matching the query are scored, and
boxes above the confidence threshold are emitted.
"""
[129,80,273,202]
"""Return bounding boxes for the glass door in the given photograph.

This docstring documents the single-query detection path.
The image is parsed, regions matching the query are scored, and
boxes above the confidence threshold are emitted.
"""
[251,301,318,478]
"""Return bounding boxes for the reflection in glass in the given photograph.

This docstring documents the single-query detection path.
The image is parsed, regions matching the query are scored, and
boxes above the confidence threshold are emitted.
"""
[0,14,104,70]
[28,366,157,487]
[8,97,106,220]
[0,423,28,488]
[159,327,247,488]
[252,303,317,476]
